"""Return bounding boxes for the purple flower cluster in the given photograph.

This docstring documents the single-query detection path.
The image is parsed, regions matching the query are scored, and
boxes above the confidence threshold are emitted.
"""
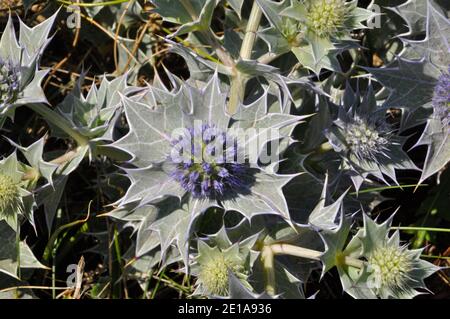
[0,59,20,110]
[169,124,254,199]
[432,66,450,128]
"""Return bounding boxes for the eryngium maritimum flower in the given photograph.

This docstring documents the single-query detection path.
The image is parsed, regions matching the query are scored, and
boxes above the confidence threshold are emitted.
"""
[343,115,391,162]
[0,173,21,217]
[307,0,350,38]
[198,253,241,296]
[169,124,255,199]
[0,59,21,110]
[113,73,302,220]
[368,245,413,295]
[432,66,450,128]
[356,215,440,299]
[325,86,416,189]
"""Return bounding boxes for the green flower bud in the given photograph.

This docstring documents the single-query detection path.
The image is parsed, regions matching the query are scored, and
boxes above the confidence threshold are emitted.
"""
[368,245,413,293]
[0,173,21,217]
[198,253,241,296]
[307,0,349,38]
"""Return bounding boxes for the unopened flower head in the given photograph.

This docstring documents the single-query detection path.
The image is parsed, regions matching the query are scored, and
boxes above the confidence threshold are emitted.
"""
[169,124,255,200]
[0,173,21,217]
[344,115,391,162]
[198,252,241,296]
[368,245,413,293]
[307,0,350,38]
[0,59,21,111]
[432,66,450,129]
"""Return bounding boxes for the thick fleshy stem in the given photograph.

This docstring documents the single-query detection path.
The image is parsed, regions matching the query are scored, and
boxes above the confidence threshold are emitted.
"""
[228,1,262,115]
[261,243,364,296]
[27,103,89,147]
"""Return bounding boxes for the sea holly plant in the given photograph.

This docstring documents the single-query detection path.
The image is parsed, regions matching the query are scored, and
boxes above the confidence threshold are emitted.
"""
[0,0,448,300]
[110,72,308,262]
[324,84,417,190]
[257,0,377,73]
[369,0,450,184]
[0,11,59,127]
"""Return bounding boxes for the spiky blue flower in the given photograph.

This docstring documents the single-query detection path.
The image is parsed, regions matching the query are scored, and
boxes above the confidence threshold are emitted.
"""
[169,124,255,199]
[0,59,21,111]
[432,66,450,128]
[325,86,416,189]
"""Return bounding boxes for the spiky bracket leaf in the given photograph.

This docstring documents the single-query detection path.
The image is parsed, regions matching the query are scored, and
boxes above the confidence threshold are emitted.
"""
[257,0,376,74]
[391,0,449,37]
[54,73,140,142]
[370,4,450,183]
[0,152,35,227]
[0,220,47,280]
[324,85,417,190]
[400,1,450,71]
[0,12,58,124]
[152,0,219,36]
[7,137,58,186]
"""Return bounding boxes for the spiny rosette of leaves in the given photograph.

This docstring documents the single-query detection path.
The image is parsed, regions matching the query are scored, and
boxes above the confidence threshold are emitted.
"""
[193,242,248,296]
[352,215,439,299]
[0,12,58,124]
[368,1,450,184]
[0,153,34,224]
[190,224,259,297]
[324,86,416,189]
[111,72,306,262]
[54,73,139,141]
[257,0,376,73]
[320,215,440,299]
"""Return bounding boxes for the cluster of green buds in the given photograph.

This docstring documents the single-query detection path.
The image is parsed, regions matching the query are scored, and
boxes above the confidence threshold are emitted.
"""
[306,0,350,38]
[0,172,21,217]
[195,242,248,296]
[367,244,415,297]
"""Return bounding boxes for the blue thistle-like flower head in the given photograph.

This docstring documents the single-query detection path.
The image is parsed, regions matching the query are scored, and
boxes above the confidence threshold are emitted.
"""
[0,58,21,111]
[169,123,255,200]
[432,66,450,128]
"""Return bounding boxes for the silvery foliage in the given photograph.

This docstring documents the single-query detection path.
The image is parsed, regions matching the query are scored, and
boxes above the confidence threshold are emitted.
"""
[0,11,58,126]
[0,0,447,299]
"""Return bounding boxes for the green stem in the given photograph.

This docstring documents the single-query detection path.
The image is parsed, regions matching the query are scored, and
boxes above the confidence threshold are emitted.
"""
[261,246,276,296]
[27,104,89,147]
[391,226,450,233]
[15,216,21,299]
[260,243,365,295]
[57,0,130,7]
[179,0,234,68]
[351,184,428,195]
[228,1,262,115]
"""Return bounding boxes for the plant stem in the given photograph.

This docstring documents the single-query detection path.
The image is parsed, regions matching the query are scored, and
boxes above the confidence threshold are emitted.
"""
[228,1,262,115]
[57,0,130,7]
[269,243,322,260]
[26,104,89,147]
[180,0,235,68]
[261,243,365,294]
[261,246,276,296]
[391,226,450,233]
[15,216,21,299]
